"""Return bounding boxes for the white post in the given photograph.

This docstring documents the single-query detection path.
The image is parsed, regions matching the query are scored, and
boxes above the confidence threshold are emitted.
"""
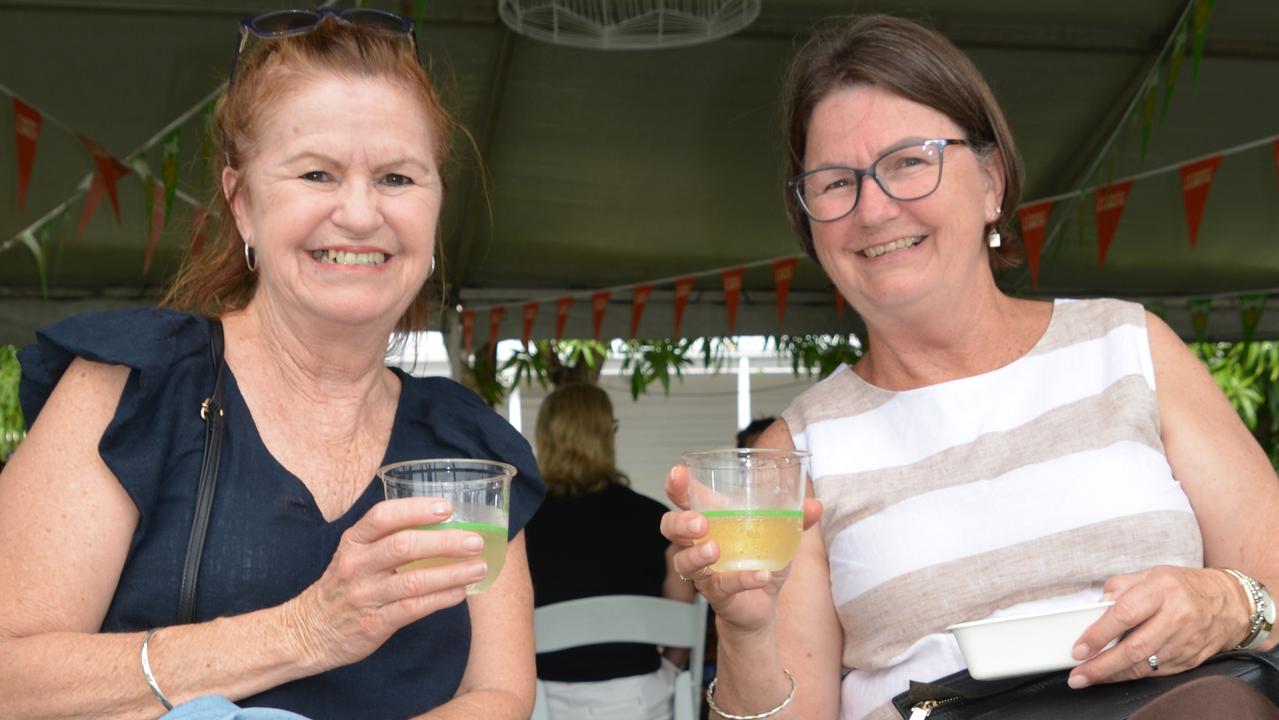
[736,355,751,430]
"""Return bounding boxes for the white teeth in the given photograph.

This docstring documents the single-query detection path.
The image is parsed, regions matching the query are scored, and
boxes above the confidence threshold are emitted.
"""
[863,236,923,258]
[312,250,388,266]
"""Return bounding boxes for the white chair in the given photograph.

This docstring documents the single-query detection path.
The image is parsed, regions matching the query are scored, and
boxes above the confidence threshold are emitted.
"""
[531,593,708,720]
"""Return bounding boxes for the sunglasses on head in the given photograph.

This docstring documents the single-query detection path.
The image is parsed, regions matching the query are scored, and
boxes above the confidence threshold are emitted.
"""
[229,8,418,87]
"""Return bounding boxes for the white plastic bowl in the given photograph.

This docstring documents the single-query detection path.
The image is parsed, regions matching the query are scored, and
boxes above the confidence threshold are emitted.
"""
[946,601,1115,680]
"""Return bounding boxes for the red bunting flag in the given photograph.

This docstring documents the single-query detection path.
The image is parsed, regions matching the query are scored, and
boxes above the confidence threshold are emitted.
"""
[591,291,611,341]
[1178,155,1222,250]
[520,302,539,347]
[488,306,506,350]
[77,136,130,226]
[554,297,573,341]
[12,99,41,212]
[1093,180,1134,268]
[189,206,211,257]
[772,258,798,327]
[143,179,166,275]
[672,277,696,338]
[721,267,745,336]
[76,172,107,242]
[461,309,476,353]
[630,284,653,339]
[1017,201,1054,286]
[835,289,846,318]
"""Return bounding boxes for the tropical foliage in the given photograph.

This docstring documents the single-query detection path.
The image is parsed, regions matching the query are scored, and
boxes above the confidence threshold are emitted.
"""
[1,345,24,461]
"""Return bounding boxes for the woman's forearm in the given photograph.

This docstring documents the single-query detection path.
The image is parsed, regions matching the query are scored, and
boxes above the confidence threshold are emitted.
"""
[0,602,318,720]
[417,688,529,720]
[712,622,800,719]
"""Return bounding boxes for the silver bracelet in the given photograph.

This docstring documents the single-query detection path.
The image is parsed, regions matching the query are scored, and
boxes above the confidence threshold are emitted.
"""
[705,668,795,719]
[140,628,175,710]
[1223,568,1275,650]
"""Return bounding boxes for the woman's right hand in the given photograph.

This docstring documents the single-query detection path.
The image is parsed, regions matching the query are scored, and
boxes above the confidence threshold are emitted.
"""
[287,497,487,671]
[660,465,823,635]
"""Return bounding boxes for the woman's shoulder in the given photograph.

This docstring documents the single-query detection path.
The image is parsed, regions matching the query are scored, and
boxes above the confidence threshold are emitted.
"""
[19,307,210,423]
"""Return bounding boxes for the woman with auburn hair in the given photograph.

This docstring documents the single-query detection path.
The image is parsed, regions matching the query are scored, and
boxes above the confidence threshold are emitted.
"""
[0,9,543,718]
[661,13,1279,720]
[525,383,695,720]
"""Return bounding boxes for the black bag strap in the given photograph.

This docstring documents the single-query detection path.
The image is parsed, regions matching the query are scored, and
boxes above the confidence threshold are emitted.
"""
[178,319,226,624]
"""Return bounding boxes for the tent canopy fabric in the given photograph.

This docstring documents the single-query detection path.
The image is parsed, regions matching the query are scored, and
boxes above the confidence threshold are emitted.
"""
[1,0,1277,346]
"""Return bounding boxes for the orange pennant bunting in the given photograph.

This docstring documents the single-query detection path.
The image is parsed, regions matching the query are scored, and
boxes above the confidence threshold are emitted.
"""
[13,98,41,212]
[554,297,573,341]
[630,284,653,339]
[77,135,130,225]
[461,310,476,353]
[520,302,539,347]
[488,306,506,350]
[1178,155,1222,250]
[772,258,798,327]
[143,180,166,275]
[721,268,745,336]
[1016,201,1054,286]
[672,277,696,338]
[1093,180,1134,268]
[591,291,611,341]
[75,172,106,242]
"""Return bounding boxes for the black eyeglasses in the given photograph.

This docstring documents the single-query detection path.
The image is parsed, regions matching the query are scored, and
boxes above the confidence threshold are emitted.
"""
[229,8,418,87]
[787,139,968,223]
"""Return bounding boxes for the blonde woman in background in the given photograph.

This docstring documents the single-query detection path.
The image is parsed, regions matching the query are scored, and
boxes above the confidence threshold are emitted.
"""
[525,383,695,719]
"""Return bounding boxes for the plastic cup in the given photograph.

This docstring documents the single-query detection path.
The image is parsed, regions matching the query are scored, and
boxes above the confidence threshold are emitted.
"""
[378,458,514,594]
[680,448,809,573]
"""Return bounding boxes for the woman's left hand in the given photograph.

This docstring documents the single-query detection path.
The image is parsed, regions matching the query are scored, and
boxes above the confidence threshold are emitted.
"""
[1068,566,1251,688]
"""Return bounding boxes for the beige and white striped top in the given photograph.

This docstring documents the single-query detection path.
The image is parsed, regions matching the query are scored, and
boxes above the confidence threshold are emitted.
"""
[781,298,1203,720]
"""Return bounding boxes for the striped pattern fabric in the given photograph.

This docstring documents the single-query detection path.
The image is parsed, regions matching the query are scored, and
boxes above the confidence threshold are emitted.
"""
[781,299,1203,720]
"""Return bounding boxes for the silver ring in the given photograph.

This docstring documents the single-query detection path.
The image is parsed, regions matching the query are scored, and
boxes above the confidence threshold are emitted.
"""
[1147,655,1159,672]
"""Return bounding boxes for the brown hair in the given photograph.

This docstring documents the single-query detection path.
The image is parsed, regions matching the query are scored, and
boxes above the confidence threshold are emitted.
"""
[162,17,458,334]
[781,14,1023,270]
[535,383,629,498]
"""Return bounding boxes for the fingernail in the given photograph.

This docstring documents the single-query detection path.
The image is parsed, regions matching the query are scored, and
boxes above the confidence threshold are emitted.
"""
[700,543,715,560]
[1072,643,1090,660]
[1101,592,1114,602]
[469,562,488,579]
[754,571,770,583]
[1068,674,1089,689]
[462,535,483,551]
[432,502,450,515]
[451,587,465,599]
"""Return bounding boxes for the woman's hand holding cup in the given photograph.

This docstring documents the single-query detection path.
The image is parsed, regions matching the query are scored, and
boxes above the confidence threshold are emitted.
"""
[661,460,822,634]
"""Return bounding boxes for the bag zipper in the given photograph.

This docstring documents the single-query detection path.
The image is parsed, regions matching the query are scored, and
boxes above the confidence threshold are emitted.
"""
[909,696,962,719]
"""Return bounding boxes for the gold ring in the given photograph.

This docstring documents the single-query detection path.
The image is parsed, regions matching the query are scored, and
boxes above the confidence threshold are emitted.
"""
[679,567,713,582]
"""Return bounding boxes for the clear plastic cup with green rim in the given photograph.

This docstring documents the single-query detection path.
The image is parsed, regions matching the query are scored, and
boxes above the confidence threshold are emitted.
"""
[680,448,810,573]
[379,458,514,594]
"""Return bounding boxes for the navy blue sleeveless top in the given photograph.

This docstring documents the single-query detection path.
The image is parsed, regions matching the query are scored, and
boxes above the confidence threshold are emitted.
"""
[19,308,545,719]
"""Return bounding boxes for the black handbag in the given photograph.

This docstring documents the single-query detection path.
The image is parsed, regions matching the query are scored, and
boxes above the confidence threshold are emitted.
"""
[892,648,1279,718]
[176,319,226,625]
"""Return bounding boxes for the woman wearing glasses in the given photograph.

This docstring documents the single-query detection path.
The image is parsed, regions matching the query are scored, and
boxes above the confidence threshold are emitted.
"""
[0,10,543,719]
[662,14,1279,720]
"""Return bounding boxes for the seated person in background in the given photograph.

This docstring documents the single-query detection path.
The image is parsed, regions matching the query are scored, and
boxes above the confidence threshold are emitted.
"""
[525,383,695,720]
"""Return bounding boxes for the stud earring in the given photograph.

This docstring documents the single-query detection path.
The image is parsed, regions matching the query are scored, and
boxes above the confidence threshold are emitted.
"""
[987,228,1002,248]
[243,241,258,272]
[427,257,436,278]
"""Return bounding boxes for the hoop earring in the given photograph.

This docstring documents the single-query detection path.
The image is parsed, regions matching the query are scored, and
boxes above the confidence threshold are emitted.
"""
[427,257,436,278]
[987,228,1002,249]
[244,241,258,272]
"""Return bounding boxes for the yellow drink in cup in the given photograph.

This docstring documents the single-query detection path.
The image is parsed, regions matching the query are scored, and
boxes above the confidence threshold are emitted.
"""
[379,459,514,595]
[681,449,810,573]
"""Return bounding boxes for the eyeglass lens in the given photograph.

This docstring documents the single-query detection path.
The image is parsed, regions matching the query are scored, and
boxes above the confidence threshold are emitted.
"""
[247,9,411,38]
[797,142,947,222]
